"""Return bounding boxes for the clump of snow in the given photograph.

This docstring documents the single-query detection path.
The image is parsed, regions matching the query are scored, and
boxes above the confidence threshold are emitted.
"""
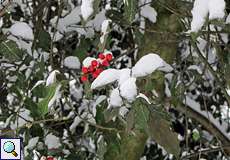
[190,0,226,32]
[118,69,131,86]
[132,53,164,78]
[45,133,61,149]
[46,70,60,86]
[91,69,120,89]
[208,0,225,20]
[100,19,111,44]
[81,0,94,20]
[140,5,157,23]
[83,57,97,67]
[190,0,209,32]
[109,88,123,107]
[9,22,34,40]
[64,56,80,69]
[120,78,137,102]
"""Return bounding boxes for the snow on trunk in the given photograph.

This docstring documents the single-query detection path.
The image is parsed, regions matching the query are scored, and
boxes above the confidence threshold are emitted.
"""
[132,53,165,78]
[10,22,34,40]
[91,69,120,89]
[120,77,137,102]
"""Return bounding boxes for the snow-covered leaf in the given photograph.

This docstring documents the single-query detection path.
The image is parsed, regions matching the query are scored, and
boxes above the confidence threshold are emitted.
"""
[140,5,157,23]
[118,68,131,86]
[120,77,137,102]
[100,19,111,44]
[132,53,164,78]
[109,88,123,107]
[91,69,120,89]
[190,0,209,32]
[10,22,34,40]
[208,0,225,20]
[63,56,80,69]
[46,70,60,86]
[81,0,94,20]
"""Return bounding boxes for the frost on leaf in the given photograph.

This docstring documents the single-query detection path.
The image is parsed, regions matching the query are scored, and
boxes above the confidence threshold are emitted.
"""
[81,0,94,20]
[91,69,120,89]
[63,56,80,69]
[109,88,123,107]
[132,53,164,78]
[10,22,34,40]
[120,77,137,102]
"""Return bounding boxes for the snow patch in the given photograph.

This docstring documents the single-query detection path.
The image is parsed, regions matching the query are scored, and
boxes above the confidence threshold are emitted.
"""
[64,56,80,69]
[10,22,34,40]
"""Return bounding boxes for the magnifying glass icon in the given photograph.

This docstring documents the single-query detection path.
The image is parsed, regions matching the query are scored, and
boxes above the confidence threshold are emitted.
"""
[3,141,18,157]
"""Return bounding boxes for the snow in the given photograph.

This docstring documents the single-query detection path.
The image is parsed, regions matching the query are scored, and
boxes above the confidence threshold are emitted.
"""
[184,96,230,141]
[45,133,61,149]
[132,53,165,78]
[31,80,45,91]
[140,5,157,23]
[136,93,151,104]
[70,116,82,133]
[83,57,97,67]
[190,0,226,32]
[109,88,123,107]
[63,56,80,69]
[100,19,111,44]
[120,77,137,102]
[208,0,225,20]
[190,0,209,32]
[9,22,34,40]
[91,69,120,89]
[81,0,94,20]
[46,70,60,86]
[118,68,131,86]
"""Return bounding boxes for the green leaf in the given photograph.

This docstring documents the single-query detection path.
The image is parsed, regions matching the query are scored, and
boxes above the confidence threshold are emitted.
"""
[36,29,51,52]
[37,83,59,116]
[73,37,91,61]
[0,39,23,61]
[148,111,180,158]
[132,100,150,132]
[24,97,40,118]
[123,0,138,24]
[192,130,200,141]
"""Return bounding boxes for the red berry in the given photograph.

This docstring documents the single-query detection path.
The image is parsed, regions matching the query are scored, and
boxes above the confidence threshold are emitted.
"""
[81,75,88,82]
[98,53,105,60]
[92,72,99,78]
[88,65,95,72]
[102,60,109,67]
[106,54,113,61]
[47,157,54,160]
[82,67,88,73]
[96,68,103,74]
[91,60,98,67]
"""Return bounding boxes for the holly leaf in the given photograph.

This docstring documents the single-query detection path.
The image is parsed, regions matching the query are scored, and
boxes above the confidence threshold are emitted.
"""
[37,83,59,116]
[148,111,180,158]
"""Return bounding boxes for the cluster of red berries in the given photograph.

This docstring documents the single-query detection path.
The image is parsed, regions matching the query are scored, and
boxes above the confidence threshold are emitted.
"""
[40,156,57,160]
[81,53,113,82]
